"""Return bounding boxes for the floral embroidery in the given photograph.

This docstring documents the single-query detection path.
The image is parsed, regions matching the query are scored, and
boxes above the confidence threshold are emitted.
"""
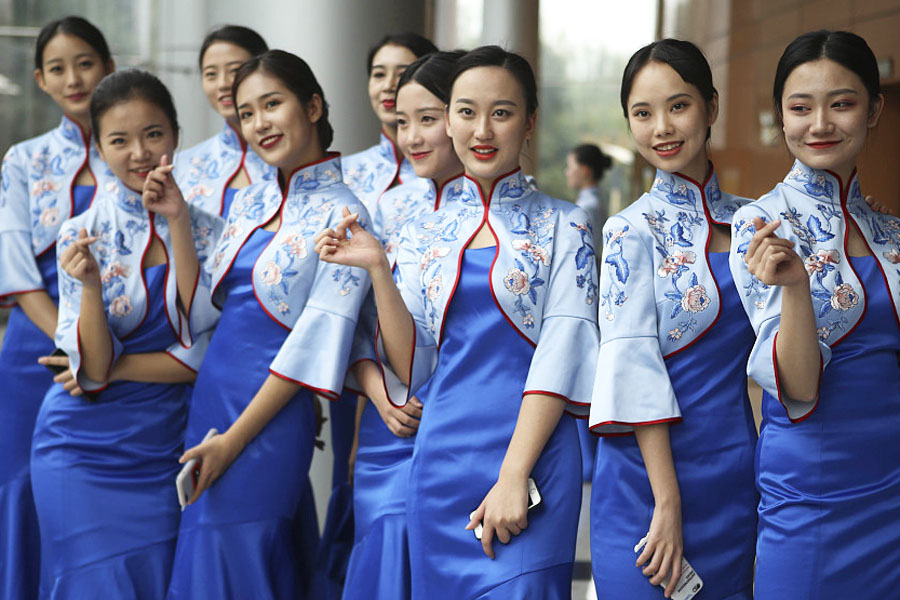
[570,221,598,305]
[504,267,530,295]
[652,175,698,209]
[657,250,696,278]
[805,248,841,274]
[780,204,839,257]
[788,164,834,198]
[282,233,308,259]
[331,265,362,296]
[830,282,858,311]
[110,294,133,317]
[600,225,629,321]
[426,274,443,301]
[261,261,282,286]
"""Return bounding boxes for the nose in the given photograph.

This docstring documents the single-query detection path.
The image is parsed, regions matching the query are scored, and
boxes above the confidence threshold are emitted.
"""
[218,71,231,92]
[474,114,492,140]
[653,112,673,137]
[809,107,833,135]
[407,123,424,147]
[253,109,270,134]
[131,138,151,161]
[65,66,82,89]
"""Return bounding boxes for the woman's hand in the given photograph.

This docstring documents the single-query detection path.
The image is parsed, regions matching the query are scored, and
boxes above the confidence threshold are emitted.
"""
[371,391,422,437]
[865,195,894,215]
[636,500,683,598]
[142,154,186,220]
[744,217,808,288]
[37,354,83,396]
[465,474,529,559]
[315,206,390,272]
[59,228,101,288]
[178,430,244,505]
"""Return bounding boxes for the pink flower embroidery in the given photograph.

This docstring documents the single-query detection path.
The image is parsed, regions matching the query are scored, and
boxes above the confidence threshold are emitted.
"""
[282,233,307,258]
[681,284,709,313]
[830,283,858,310]
[420,246,451,272]
[657,250,696,277]
[817,326,829,340]
[804,248,841,274]
[101,262,131,283]
[261,261,282,286]
[426,275,443,301]
[186,183,213,203]
[39,207,59,227]
[277,301,290,314]
[504,268,530,296]
[512,239,549,265]
[31,179,60,197]
[110,295,133,317]
[223,223,243,239]
[883,249,900,264]
[606,229,627,246]
[522,314,535,327]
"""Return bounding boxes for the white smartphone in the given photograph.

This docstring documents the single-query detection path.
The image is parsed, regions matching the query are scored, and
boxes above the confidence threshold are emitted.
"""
[633,534,703,600]
[472,477,542,540]
[175,428,218,510]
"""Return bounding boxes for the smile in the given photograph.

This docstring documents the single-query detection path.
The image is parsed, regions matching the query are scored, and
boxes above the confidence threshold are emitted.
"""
[806,141,840,149]
[218,96,233,106]
[382,99,396,110]
[130,167,153,178]
[410,150,432,161]
[66,92,88,102]
[259,134,283,149]
[653,141,683,157]
[471,146,498,161]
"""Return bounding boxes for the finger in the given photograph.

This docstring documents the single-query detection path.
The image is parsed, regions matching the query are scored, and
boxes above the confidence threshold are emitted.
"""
[314,228,338,244]
[160,154,169,168]
[746,219,782,258]
[179,446,200,464]
[396,411,420,428]
[665,555,682,598]
[38,355,68,366]
[650,550,671,586]
[466,502,486,530]
[189,468,212,505]
[643,546,663,576]
[508,524,522,536]
[410,397,424,408]
[402,402,423,418]
[481,524,495,559]
[636,542,653,567]
[495,524,511,544]
[332,214,358,238]
[69,386,83,397]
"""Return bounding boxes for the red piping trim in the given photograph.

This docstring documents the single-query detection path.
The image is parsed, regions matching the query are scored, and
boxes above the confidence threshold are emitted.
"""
[150,218,185,347]
[250,205,291,332]
[522,389,577,404]
[122,216,155,339]
[588,416,683,437]
[673,162,729,225]
[180,267,201,346]
[772,330,823,423]
[164,349,197,374]
[382,129,403,192]
[221,147,247,216]
[268,368,340,402]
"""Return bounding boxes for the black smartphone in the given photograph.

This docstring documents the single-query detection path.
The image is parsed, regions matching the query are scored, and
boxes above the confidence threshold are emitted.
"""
[43,348,69,375]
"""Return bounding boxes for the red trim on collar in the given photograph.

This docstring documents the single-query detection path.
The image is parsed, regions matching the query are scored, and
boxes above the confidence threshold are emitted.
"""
[279,152,341,198]
[463,167,523,205]
[433,173,465,211]
[824,167,858,207]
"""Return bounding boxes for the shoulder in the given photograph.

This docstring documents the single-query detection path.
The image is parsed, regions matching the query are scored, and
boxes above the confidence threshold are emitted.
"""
[174,136,215,164]
[4,128,58,164]
[341,145,378,169]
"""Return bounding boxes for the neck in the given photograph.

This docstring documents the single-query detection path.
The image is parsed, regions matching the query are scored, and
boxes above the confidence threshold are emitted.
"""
[66,112,92,140]
[225,118,244,142]
[382,124,398,145]
[676,158,711,187]
[280,149,328,184]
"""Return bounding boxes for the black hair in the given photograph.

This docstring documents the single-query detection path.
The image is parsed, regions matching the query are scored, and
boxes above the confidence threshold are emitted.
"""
[620,39,717,139]
[198,25,268,69]
[571,144,612,182]
[90,69,178,144]
[397,50,466,103]
[773,30,881,124]
[366,32,438,75]
[232,50,333,150]
[35,16,112,71]
[449,45,538,116]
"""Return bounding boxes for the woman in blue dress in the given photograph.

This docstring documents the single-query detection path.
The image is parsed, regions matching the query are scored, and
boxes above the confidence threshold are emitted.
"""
[30,69,221,599]
[589,39,757,599]
[165,50,370,600]
[0,17,113,599]
[174,25,275,219]
[342,50,464,600]
[342,32,436,214]
[318,45,599,599]
[730,30,900,598]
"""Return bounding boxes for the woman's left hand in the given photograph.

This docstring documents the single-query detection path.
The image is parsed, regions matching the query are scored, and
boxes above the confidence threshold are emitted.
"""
[142,154,186,220]
[178,430,243,505]
[865,195,894,215]
[466,474,529,559]
[37,354,83,396]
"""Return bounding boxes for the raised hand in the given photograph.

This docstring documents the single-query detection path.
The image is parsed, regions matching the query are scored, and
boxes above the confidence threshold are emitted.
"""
[142,154,186,220]
[744,217,808,288]
[314,206,390,272]
[59,228,101,288]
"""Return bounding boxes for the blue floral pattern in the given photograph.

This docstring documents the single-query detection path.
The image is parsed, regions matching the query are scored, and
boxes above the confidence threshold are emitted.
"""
[342,132,419,214]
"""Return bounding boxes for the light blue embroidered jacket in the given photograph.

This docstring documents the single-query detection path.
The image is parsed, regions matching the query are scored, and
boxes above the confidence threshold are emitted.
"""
[55,176,223,391]
[0,116,107,304]
[590,167,748,435]
[730,160,900,422]
[174,122,275,218]
[198,153,371,400]
[342,131,419,215]
[378,170,600,416]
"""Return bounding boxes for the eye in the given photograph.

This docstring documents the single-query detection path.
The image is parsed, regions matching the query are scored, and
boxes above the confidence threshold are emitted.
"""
[148,129,163,139]
[48,65,63,74]
[265,99,280,109]
[239,110,252,120]
[203,71,216,80]
[832,99,855,109]
[371,70,385,80]
[492,109,509,118]
[671,101,688,111]
[78,60,94,70]
[457,107,474,117]
[421,115,436,124]
[633,109,650,118]
[396,117,408,127]
[109,137,125,146]
[788,104,809,114]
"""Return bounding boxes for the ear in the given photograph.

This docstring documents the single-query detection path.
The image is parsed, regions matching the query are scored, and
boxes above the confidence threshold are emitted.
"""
[94,138,106,163]
[445,106,453,138]
[868,93,885,128]
[105,59,116,75]
[34,68,47,93]
[707,91,719,128]
[306,93,324,124]
[524,111,537,140]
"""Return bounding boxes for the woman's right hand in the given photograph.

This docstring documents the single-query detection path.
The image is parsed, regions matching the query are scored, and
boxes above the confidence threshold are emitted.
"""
[59,228,101,288]
[744,217,808,288]
[636,500,684,598]
[179,431,244,505]
[371,391,423,437]
[314,206,389,272]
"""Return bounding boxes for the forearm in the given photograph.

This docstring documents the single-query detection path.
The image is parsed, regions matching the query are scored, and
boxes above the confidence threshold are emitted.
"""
[225,374,301,449]
[77,285,113,381]
[634,423,681,509]
[369,262,414,385]
[351,359,384,402]
[774,281,820,402]
[499,393,567,481]
[167,212,199,315]
[13,290,58,339]
[110,352,196,384]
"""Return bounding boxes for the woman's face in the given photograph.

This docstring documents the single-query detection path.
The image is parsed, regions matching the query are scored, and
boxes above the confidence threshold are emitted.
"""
[201,41,253,122]
[565,153,588,190]
[236,70,322,174]
[396,81,461,184]
[97,98,177,192]
[368,44,417,129]
[626,61,716,183]
[34,33,111,125]
[780,58,883,183]
[446,66,535,193]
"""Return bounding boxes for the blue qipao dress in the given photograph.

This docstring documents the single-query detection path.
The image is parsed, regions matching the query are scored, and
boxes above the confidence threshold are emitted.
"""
[165,154,371,600]
[341,175,442,600]
[29,175,222,599]
[174,121,275,219]
[730,161,900,599]
[380,170,599,598]
[0,115,107,600]
[342,131,418,216]
[590,168,757,600]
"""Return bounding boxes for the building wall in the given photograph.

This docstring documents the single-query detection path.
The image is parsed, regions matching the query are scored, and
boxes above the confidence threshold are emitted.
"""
[660,0,900,210]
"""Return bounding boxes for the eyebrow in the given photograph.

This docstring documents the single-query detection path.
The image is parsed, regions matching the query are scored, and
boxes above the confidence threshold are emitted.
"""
[371,63,409,71]
[630,92,692,110]
[203,60,245,70]
[454,98,518,107]
[786,88,860,100]
[105,123,164,137]
[44,53,95,64]
[237,91,281,110]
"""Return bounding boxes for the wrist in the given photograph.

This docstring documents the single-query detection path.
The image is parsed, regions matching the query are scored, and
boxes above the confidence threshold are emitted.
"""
[498,460,530,482]
[369,255,393,279]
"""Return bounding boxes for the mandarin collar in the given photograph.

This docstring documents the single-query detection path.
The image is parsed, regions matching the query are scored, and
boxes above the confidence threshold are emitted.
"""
[104,177,146,216]
[377,130,401,165]
[463,168,531,207]
[650,164,738,225]
[220,121,245,152]
[282,152,343,197]
[783,160,864,209]
[60,114,90,146]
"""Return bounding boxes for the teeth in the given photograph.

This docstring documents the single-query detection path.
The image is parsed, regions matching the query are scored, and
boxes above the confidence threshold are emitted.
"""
[656,142,682,151]
[474,148,495,154]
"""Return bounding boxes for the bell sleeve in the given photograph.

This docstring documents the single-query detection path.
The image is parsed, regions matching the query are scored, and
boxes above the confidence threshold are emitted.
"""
[589,214,683,436]
[54,220,124,392]
[522,206,601,418]
[0,146,43,305]
[729,202,828,423]
[268,200,373,401]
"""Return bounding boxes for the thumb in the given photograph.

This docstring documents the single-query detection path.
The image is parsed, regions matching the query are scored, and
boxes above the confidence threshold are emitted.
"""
[78,227,88,240]
[179,446,200,464]
[160,154,169,168]
[751,216,766,231]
